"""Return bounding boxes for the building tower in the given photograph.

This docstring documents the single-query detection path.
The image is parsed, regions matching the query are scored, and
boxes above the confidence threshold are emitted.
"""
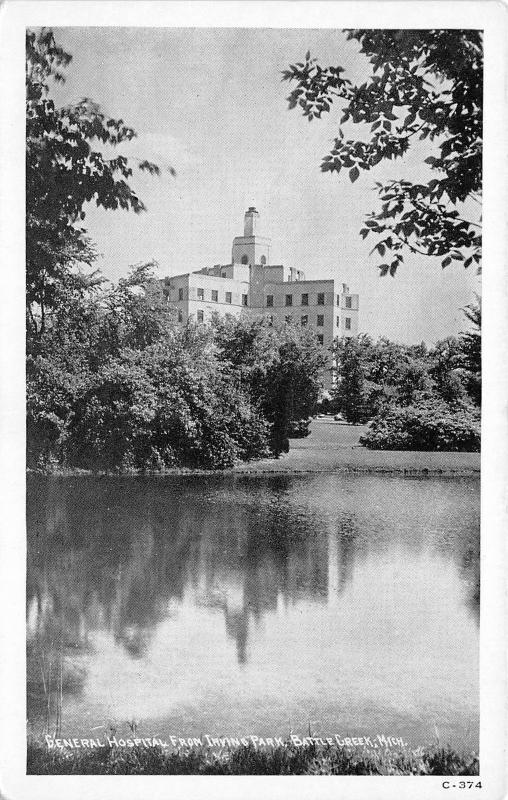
[231,207,271,266]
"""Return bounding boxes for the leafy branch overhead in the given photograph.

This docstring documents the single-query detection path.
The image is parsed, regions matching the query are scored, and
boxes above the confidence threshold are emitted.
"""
[282,31,482,274]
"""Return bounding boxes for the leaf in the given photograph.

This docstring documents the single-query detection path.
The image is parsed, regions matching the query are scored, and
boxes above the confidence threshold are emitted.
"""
[349,166,360,183]
[441,256,452,268]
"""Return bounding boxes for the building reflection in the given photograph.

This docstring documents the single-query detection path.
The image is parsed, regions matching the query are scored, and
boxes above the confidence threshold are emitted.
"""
[26,474,480,728]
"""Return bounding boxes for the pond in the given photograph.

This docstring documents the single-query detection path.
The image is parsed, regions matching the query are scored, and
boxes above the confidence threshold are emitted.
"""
[27,473,479,750]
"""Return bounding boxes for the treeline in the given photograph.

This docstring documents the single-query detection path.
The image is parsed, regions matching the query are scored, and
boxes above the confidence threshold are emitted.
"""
[27,265,326,472]
[329,309,481,451]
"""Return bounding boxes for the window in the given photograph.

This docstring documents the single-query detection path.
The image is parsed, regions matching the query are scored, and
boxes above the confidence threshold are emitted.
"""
[317,314,324,327]
[260,255,267,265]
[241,255,249,265]
[197,287,204,300]
[242,294,248,307]
[225,291,232,304]
[336,294,340,306]
[345,317,351,330]
[317,292,325,305]
[317,334,324,345]
[178,287,184,301]
[197,310,204,323]
[301,293,309,306]
[211,289,218,302]
[178,308,183,323]
[285,294,293,307]
[336,316,340,327]
[301,315,308,326]
[285,315,292,323]
[345,296,352,309]
[266,294,274,307]
[221,270,227,278]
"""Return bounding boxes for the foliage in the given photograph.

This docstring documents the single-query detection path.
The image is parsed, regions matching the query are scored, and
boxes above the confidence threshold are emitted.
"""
[331,333,437,423]
[360,399,480,452]
[458,297,481,405]
[27,272,328,470]
[212,316,328,454]
[26,28,173,338]
[288,418,311,438]
[331,301,481,432]
[67,344,270,472]
[283,30,482,274]
[26,354,81,469]
[27,740,479,776]
[330,336,372,423]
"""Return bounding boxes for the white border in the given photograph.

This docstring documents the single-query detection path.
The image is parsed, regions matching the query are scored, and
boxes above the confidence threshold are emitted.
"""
[1,3,507,799]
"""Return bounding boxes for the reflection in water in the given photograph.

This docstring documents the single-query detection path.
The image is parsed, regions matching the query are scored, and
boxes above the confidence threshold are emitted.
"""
[27,474,479,746]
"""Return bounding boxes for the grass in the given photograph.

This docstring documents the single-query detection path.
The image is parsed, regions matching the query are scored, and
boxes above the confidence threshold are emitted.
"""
[27,740,479,776]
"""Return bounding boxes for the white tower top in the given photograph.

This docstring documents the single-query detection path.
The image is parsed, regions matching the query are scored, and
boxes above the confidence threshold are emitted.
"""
[232,207,271,266]
[244,207,260,237]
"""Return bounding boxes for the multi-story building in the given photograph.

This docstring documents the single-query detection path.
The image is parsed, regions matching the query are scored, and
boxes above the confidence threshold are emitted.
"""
[155,208,359,385]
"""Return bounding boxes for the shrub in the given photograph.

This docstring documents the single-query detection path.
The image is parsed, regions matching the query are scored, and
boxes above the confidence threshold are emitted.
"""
[65,344,270,472]
[360,400,480,452]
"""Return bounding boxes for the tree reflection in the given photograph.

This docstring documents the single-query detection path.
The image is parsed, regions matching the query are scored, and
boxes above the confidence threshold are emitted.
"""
[27,476,361,680]
[26,473,479,728]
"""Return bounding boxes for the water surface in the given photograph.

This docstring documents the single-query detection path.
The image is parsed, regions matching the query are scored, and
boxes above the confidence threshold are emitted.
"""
[27,474,479,748]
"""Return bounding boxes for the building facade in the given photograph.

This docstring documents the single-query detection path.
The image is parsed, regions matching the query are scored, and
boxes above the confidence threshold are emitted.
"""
[156,208,359,384]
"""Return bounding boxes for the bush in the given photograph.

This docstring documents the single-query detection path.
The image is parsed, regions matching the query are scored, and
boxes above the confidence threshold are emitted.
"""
[288,419,311,438]
[66,346,270,472]
[360,401,480,452]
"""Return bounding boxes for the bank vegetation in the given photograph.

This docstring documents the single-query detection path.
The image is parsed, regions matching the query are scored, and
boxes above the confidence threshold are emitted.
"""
[27,740,479,776]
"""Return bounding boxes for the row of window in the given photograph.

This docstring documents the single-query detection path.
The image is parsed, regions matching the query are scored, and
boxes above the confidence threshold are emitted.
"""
[178,287,248,306]
[176,286,353,311]
[282,314,351,329]
[181,308,352,331]
[267,293,353,308]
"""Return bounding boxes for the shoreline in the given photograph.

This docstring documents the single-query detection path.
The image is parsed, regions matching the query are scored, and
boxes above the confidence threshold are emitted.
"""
[27,465,480,478]
[27,421,481,479]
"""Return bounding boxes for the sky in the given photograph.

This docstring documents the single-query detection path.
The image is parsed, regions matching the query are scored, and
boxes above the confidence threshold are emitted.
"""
[50,27,481,344]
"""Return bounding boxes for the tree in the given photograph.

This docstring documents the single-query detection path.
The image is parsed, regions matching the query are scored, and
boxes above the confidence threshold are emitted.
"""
[212,316,327,454]
[458,297,481,405]
[331,335,372,423]
[283,30,482,274]
[26,28,174,338]
[331,333,470,423]
[428,336,468,406]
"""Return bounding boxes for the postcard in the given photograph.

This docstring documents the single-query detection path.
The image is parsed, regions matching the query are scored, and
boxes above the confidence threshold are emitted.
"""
[0,2,506,799]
